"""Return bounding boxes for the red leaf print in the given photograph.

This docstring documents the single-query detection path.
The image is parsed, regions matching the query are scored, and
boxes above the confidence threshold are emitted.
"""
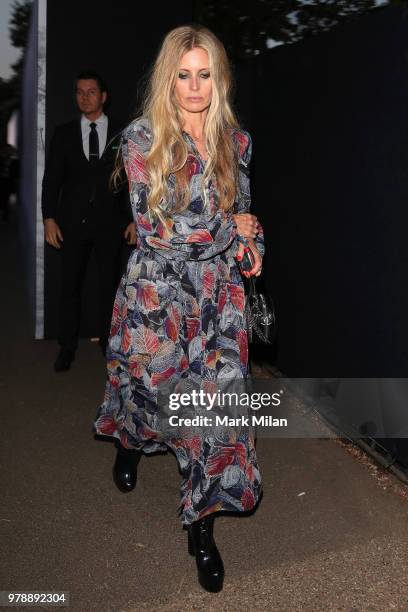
[133,325,159,354]
[151,366,176,387]
[156,221,166,239]
[187,154,201,180]
[205,350,221,369]
[112,298,120,320]
[119,432,131,448]
[109,374,120,389]
[121,324,132,353]
[186,229,213,244]
[146,236,171,250]
[97,416,119,436]
[203,380,217,396]
[183,436,202,459]
[206,446,235,476]
[142,427,161,440]
[218,287,227,314]
[235,130,249,158]
[189,297,200,318]
[203,270,215,298]
[241,487,255,511]
[127,139,149,183]
[137,212,152,231]
[137,282,160,311]
[172,305,181,327]
[165,317,177,342]
[236,329,248,366]
[129,355,144,379]
[110,322,120,337]
[121,303,128,319]
[165,305,181,342]
[186,317,200,341]
[246,464,254,482]
[229,284,245,312]
[180,354,189,371]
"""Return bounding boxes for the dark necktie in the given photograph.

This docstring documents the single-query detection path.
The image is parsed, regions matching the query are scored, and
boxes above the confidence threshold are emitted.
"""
[89,122,99,165]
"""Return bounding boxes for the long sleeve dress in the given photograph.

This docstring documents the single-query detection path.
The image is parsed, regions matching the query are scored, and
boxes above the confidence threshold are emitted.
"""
[93,116,265,526]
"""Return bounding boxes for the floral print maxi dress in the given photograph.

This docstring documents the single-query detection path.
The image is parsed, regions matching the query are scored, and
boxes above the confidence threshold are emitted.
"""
[93,117,265,526]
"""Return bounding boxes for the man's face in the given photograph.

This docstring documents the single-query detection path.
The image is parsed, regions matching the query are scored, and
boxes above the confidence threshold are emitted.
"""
[75,79,107,116]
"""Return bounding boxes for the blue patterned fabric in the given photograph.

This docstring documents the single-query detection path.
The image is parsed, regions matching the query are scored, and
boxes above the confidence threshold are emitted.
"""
[93,117,265,525]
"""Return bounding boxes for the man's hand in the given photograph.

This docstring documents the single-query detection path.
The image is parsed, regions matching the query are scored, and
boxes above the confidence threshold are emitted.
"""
[124,222,137,245]
[236,239,263,277]
[44,218,63,249]
[233,213,259,239]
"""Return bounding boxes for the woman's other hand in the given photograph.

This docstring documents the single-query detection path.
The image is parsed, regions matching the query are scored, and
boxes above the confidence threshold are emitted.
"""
[233,213,259,239]
[236,239,263,277]
[124,222,137,245]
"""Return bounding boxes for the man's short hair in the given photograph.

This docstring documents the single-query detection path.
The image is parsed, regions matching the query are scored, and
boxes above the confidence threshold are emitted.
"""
[75,71,107,94]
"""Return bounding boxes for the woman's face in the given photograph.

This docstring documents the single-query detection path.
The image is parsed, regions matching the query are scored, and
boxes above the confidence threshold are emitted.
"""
[174,47,212,116]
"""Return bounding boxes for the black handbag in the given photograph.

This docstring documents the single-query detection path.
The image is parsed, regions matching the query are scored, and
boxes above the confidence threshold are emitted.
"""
[244,276,277,345]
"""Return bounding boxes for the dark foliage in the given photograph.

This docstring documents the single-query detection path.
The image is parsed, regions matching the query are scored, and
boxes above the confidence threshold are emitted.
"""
[193,0,403,60]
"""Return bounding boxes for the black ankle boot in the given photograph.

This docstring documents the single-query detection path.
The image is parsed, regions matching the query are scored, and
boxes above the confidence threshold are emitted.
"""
[112,445,141,493]
[187,515,224,593]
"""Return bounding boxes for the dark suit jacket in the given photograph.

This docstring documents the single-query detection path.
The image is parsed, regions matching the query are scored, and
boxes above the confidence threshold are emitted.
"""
[41,115,132,235]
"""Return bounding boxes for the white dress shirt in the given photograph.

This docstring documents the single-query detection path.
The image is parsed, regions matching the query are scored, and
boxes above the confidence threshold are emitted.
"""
[80,113,108,161]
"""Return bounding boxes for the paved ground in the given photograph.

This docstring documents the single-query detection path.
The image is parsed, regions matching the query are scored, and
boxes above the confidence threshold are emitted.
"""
[2,214,408,612]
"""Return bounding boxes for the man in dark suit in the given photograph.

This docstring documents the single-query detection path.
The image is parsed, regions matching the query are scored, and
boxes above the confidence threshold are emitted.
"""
[42,71,136,372]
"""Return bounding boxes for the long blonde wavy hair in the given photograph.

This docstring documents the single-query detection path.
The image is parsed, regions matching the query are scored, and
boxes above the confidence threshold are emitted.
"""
[115,25,242,224]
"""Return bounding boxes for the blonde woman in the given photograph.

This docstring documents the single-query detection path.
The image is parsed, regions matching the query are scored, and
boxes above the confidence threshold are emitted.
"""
[94,24,265,593]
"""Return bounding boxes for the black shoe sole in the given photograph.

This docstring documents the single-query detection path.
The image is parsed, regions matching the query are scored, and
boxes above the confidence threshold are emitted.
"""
[198,575,224,593]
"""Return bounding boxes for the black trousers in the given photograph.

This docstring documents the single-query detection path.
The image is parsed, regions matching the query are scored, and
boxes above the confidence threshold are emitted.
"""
[58,226,124,351]
[0,177,11,221]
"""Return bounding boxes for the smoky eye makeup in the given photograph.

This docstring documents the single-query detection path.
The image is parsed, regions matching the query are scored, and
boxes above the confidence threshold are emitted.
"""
[177,71,211,79]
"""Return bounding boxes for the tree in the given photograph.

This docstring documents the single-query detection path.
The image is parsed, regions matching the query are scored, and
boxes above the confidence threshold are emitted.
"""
[9,0,32,77]
[0,1,32,141]
[193,0,402,61]
[0,1,32,109]
[9,0,32,50]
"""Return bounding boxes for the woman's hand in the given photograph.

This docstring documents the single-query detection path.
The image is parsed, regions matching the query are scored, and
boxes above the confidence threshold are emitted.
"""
[233,213,259,239]
[236,239,263,277]
[124,222,137,245]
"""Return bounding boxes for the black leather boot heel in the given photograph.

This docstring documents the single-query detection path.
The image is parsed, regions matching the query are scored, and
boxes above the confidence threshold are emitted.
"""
[188,515,224,593]
[112,445,142,493]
